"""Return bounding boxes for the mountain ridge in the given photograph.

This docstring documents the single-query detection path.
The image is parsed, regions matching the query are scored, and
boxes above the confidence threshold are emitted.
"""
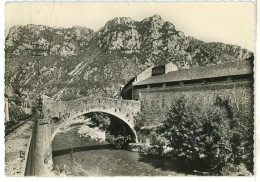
[5,14,253,104]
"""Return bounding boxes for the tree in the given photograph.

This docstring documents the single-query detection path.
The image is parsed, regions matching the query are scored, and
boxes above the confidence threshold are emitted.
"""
[158,96,253,174]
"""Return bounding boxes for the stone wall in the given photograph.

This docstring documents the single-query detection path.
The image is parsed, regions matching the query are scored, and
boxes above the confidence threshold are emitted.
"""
[42,95,141,131]
[134,65,153,84]
[138,80,253,123]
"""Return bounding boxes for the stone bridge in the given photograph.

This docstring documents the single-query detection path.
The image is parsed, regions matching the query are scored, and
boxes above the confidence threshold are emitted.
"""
[33,95,141,175]
[42,95,141,141]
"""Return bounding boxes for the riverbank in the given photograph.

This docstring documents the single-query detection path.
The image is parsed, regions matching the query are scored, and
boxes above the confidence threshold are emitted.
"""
[127,143,161,155]
[52,125,191,176]
[56,117,106,142]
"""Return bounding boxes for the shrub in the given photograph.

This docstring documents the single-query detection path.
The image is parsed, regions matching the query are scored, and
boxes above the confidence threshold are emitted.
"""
[221,163,252,176]
[133,111,148,131]
[105,133,132,149]
[215,97,254,172]
[134,111,162,144]
[158,96,253,174]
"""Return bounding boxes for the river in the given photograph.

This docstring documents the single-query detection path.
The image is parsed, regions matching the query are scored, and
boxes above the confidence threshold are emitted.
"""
[52,123,191,176]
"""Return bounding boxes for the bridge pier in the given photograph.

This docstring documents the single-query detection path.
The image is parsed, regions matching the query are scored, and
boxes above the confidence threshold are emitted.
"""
[34,118,53,176]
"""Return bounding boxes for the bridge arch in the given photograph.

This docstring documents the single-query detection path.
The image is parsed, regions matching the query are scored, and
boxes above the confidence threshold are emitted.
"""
[51,108,138,143]
[34,95,140,175]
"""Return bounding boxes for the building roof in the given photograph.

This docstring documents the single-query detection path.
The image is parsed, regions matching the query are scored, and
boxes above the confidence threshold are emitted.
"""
[153,62,174,68]
[133,61,253,86]
[153,63,166,68]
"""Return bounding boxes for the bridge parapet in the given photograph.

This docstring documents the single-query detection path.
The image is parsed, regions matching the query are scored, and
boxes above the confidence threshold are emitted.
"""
[67,97,140,109]
[43,95,141,122]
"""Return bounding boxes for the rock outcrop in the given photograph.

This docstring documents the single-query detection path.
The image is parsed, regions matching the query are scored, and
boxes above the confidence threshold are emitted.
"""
[5,15,253,102]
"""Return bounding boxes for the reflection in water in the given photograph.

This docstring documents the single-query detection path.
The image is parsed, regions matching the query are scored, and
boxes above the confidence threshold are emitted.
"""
[52,144,113,157]
[52,126,192,176]
[137,154,194,174]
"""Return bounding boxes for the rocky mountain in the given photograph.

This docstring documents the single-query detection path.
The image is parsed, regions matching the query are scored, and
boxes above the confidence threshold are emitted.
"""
[5,14,253,103]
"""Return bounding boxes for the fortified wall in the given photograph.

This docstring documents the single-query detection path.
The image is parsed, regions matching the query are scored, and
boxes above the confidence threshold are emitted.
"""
[138,80,253,124]
[121,61,253,128]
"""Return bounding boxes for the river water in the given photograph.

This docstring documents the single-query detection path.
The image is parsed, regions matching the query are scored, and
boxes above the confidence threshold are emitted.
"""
[52,124,191,176]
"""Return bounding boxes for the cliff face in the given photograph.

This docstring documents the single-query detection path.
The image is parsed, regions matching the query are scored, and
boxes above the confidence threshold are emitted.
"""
[5,14,253,101]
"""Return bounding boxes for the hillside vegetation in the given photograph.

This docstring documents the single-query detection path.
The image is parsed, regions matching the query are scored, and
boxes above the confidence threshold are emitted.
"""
[5,15,253,101]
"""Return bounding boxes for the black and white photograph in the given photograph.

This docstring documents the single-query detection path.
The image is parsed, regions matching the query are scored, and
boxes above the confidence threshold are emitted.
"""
[2,0,257,178]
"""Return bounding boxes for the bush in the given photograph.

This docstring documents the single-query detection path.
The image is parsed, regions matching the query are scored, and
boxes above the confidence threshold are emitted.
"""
[221,163,252,176]
[105,133,132,149]
[158,96,253,174]
[133,111,148,131]
[134,111,163,145]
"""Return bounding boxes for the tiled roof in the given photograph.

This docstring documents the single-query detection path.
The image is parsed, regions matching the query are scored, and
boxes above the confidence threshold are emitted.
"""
[133,61,253,86]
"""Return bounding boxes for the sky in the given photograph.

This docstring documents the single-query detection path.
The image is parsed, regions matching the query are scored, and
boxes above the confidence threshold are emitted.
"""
[5,1,255,51]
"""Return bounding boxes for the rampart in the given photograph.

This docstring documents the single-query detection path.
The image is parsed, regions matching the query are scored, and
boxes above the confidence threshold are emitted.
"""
[138,80,253,124]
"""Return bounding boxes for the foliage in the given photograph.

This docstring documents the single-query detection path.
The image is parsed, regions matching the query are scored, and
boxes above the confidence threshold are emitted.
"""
[105,133,132,149]
[132,97,254,175]
[5,17,252,103]
[144,96,253,174]
[221,163,252,176]
[8,104,26,119]
[133,111,148,131]
[87,113,111,130]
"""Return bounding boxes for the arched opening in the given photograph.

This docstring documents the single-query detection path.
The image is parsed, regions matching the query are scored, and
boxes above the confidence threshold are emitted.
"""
[51,110,138,174]
[51,111,137,148]
[88,112,136,148]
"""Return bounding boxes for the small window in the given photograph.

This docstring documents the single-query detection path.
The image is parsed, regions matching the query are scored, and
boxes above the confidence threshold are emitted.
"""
[150,83,163,88]
[183,79,202,85]
[134,85,147,89]
[166,82,180,87]
[152,66,165,76]
[206,76,227,83]
[232,74,252,81]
